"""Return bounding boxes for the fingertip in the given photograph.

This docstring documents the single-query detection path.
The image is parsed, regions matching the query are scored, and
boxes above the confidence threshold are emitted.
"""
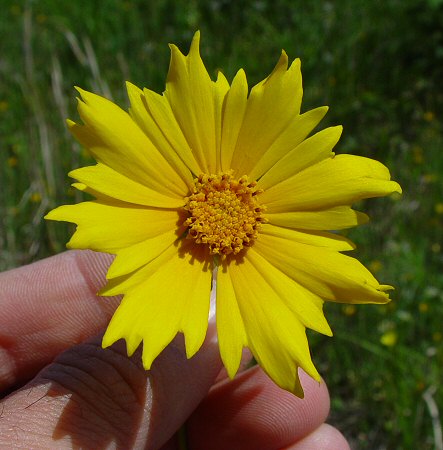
[187,366,331,450]
[283,423,351,450]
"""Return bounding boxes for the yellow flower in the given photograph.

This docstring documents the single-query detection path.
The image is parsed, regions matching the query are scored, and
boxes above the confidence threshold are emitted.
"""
[342,305,357,316]
[368,259,383,274]
[435,203,443,215]
[0,100,9,112]
[45,32,401,396]
[30,192,42,203]
[7,156,18,168]
[380,330,398,347]
[423,111,435,122]
[418,302,429,313]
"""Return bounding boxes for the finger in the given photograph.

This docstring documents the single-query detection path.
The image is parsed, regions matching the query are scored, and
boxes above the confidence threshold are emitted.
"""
[187,367,330,450]
[0,250,119,391]
[0,330,222,449]
[282,423,351,450]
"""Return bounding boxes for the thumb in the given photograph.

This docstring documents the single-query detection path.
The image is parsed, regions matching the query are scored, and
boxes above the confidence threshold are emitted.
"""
[0,328,221,449]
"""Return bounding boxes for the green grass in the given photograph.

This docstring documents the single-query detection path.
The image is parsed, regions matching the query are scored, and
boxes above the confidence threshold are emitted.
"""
[1,1,442,448]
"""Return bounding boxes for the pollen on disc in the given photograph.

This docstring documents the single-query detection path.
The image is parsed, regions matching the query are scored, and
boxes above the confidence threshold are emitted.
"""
[184,172,265,256]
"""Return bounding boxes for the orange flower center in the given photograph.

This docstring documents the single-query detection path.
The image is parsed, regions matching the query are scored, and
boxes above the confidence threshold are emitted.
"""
[184,172,265,256]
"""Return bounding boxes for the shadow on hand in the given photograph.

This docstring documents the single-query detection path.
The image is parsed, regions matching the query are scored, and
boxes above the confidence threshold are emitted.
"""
[27,330,221,450]
[39,336,149,449]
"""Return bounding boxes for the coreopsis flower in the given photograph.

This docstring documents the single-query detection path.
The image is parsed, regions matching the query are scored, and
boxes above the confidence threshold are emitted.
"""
[45,32,401,396]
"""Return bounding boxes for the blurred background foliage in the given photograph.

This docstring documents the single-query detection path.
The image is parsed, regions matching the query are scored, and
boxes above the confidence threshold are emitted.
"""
[1,1,442,448]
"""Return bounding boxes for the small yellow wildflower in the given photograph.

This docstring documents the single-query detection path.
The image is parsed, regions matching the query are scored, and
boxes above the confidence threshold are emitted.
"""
[342,305,357,316]
[30,192,42,203]
[46,32,401,395]
[416,380,425,392]
[36,14,47,24]
[412,147,423,165]
[423,173,437,184]
[380,330,398,347]
[423,111,435,122]
[435,203,443,215]
[10,5,21,15]
[431,243,441,254]
[7,156,18,168]
[418,302,429,313]
[369,260,383,274]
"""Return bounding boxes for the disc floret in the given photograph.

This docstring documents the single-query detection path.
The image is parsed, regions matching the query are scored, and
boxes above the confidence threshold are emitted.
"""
[184,171,265,256]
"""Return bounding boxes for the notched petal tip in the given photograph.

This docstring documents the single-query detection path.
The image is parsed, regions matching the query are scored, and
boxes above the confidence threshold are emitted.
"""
[71,182,87,191]
[380,284,394,292]
[102,321,143,359]
[279,49,289,64]
[365,284,392,304]
[125,80,141,91]
[290,56,301,68]
[264,50,289,84]
[44,205,70,222]
[236,67,247,79]
[101,330,117,350]
[184,333,205,360]
[74,87,116,113]
[73,86,92,105]
[73,85,84,95]
[323,325,334,338]
[126,80,144,102]
[391,181,402,194]
[318,105,329,116]
[190,30,201,53]
[356,210,370,225]
[168,31,201,59]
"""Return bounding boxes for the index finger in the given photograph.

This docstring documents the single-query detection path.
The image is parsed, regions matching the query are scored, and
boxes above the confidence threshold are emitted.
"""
[0,250,119,392]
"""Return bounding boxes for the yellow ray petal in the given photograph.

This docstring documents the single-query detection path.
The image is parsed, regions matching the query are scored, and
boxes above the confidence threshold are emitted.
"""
[100,242,179,296]
[231,54,303,176]
[129,83,203,178]
[102,240,212,368]
[69,163,185,208]
[126,82,196,188]
[45,201,179,253]
[266,207,369,230]
[228,253,319,395]
[260,154,402,213]
[213,71,230,173]
[220,69,248,172]
[216,263,248,378]
[165,31,218,173]
[106,228,184,279]
[257,126,342,190]
[179,244,214,358]
[246,248,332,336]
[142,88,202,177]
[72,89,187,197]
[254,233,391,304]
[248,106,328,181]
[260,223,355,251]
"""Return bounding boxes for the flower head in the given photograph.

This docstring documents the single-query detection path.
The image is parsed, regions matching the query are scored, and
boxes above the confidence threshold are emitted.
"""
[45,32,401,396]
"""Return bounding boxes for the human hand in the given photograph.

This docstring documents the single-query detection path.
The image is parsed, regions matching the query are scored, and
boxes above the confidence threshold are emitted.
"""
[0,251,350,449]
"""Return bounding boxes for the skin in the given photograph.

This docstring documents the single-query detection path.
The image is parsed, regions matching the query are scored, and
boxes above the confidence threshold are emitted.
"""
[0,250,350,449]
